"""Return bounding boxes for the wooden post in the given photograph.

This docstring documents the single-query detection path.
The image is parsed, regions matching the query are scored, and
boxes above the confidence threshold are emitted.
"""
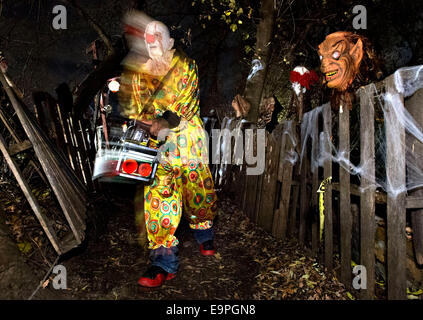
[243,124,261,222]
[384,76,406,300]
[299,145,309,247]
[286,121,299,239]
[323,103,333,271]
[253,173,264,223]
[273,121,294,240]
[242,167,249,213]
[404,88,423,266]
[359,87,376,299]
[272,122,287,237]
[289,183,300,237]
[257,132,280,233]
[311,113,319,255]
[339,102,352,288]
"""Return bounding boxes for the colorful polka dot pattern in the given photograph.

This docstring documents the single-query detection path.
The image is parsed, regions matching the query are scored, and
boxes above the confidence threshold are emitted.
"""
[128,51,218,250]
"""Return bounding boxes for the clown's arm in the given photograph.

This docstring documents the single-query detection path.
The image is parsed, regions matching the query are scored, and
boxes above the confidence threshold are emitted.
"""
[170,60,200,121]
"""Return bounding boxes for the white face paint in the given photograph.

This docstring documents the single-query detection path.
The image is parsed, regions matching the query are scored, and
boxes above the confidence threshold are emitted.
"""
[144,21,174,59]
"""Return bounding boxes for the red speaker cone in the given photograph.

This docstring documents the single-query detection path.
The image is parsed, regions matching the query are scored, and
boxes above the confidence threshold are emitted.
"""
[138,163,152,177]
[122,159,138,174]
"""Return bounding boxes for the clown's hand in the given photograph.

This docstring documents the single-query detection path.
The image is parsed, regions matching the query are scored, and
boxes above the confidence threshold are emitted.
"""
[150,118,170,141]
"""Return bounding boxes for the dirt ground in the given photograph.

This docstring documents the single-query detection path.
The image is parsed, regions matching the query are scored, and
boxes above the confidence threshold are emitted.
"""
[26,185,353,301]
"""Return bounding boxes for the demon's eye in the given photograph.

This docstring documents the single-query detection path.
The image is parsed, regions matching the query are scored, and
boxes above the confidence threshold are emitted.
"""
[332,51,340,59]
[319,55,323,61]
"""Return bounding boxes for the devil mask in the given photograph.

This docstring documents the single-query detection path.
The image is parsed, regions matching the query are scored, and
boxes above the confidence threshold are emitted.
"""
[318,31,364,92]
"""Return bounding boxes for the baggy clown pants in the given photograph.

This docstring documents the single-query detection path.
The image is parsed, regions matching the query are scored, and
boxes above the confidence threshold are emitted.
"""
[135,116,218,274]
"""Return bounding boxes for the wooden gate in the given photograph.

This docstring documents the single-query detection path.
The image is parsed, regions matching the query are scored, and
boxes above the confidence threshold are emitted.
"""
[0,71,90,255]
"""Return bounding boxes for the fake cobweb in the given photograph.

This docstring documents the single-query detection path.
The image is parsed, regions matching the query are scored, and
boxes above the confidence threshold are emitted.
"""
[298,65,423,198]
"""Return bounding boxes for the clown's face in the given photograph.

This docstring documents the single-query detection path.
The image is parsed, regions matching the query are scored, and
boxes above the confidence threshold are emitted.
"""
[144,21,174,59]
[318,32,363,91]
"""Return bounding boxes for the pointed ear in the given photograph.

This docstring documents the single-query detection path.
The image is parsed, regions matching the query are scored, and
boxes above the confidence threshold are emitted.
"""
[349,38,363,70]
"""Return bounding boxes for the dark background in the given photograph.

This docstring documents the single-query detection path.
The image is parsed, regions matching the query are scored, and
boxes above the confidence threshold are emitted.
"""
[0,0,422,117]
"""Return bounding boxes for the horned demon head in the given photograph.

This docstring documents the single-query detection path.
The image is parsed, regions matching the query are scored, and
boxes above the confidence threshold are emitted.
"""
[318,31,364,92]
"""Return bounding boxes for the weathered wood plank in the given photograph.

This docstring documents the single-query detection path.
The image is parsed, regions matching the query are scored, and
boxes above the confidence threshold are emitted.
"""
[311,112,319,255]
[299,149,309,247]
[67,115,85,183]
[56,102,83,181]
[384,76,406,300]
[287,121,300,238]
[253,173,263,223]
[257,132,280,233]
[406,196,423,209]
[242,167,249,213]
[0,72,87,246]
[8,139,32,155]
[71,115,94,190]
[273,121,295,240]
[323,103,333,271]
[339,101,352,288]
[332,182,387,204]
[272,121,288,236]
[244,125,261,222]
[289,184,299,237]
[359,86,376,300]
[0,105,49,185]
[0,108,22,143]
[279,145,294,241]
[277,123,288,182]
[0,132,62,254]
[404,87,423,266]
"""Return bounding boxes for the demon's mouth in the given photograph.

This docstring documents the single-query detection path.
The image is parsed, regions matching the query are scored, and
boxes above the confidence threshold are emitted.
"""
[325,69,339,81]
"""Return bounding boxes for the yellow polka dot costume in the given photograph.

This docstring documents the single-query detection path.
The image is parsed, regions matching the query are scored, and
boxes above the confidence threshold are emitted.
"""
[120,50,218,250]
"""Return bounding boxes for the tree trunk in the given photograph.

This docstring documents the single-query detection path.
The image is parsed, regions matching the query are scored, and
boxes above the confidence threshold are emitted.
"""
[244,0,275,123]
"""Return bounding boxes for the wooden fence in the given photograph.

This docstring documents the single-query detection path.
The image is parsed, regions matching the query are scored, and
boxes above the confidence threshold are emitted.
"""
[239,70,423,300]
[32,88,96,192]
[0,73,90,255]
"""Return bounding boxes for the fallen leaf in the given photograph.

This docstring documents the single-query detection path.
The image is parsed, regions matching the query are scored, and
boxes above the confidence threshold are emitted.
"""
[214,252,222,260]
[42,279,49,289]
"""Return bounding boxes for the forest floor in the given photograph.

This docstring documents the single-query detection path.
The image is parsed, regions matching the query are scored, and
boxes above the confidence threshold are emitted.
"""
[52,187,352,300]
[2,181,353,300]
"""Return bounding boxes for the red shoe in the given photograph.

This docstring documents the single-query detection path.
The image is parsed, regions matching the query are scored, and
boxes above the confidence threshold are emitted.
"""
[200,240,216,256]
[138,266,176,288]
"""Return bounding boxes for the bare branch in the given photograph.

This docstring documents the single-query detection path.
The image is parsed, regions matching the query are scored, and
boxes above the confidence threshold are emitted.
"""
[59,0,115,55]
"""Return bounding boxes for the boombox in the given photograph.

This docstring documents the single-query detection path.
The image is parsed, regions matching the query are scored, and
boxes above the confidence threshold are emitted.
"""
[92,118,162,184]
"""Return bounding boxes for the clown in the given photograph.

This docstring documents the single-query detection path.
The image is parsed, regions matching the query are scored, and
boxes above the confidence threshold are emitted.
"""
[120,15,218,288]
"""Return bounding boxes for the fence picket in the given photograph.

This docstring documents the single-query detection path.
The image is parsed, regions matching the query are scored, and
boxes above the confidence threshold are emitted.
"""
[257,132,280,233]
[359,87,376,299]
[322,103,333,271]
[384,76,407,300]
[339,103,352,288]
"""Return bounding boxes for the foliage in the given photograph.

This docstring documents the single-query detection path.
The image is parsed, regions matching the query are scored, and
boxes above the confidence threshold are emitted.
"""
[191,0,254,32]
[189,0,259,60]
